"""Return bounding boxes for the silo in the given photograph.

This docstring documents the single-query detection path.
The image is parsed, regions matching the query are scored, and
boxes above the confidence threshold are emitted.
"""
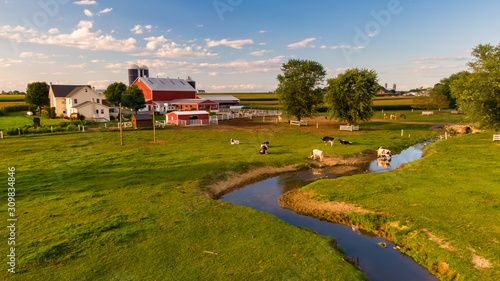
[128,64,140,86]
[186,76,196,90]
[140,65,149,78]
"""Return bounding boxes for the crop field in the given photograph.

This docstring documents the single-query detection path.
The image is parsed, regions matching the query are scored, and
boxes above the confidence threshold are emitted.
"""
[0,101,27,109]
[0,95,25,102]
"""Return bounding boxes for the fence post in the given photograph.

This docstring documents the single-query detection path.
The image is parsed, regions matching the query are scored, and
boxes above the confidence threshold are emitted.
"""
[83,126,85,132]
[105,123,107,128]
[445,132,448,139]
[1,130,3,139]
[78,125,81,131]
[401,129,403,136]
[18,128,20,135]
[316,123,318,129]
[51,126,53,133]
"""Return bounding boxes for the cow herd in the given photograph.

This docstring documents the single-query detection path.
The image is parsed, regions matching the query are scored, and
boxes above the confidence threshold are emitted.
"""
[231,136,393,163]
[384,113,406,120]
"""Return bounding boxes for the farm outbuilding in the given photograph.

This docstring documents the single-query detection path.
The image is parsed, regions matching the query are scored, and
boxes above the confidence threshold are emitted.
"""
[166,111,210,126]
[131,114,153,129]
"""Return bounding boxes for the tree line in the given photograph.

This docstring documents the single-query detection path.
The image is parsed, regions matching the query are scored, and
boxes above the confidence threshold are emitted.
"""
[275,43,500,130]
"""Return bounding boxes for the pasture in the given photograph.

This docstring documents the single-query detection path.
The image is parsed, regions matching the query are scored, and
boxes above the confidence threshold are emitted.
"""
[1,119,439,280]
[300,132,500,280]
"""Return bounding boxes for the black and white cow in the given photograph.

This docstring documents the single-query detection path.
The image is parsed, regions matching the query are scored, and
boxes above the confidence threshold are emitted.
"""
[321,136,335,146]
[377,147,392,158]
[230,139,240,145]
[261,141,270,149]
[338,139,352,145]
[259,146,268,154]
[309,149,324,161]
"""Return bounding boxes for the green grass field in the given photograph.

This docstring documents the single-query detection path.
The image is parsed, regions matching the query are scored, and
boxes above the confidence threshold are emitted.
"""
[300,132,500,280]
[0,120,440,280]
[0,112,66,130]
[0,95,25,102]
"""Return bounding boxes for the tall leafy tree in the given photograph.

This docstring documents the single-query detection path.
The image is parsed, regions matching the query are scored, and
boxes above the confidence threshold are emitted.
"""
[324,68,379,126]
[432,71,468,109]
[122,85,146,114]
[450,43,500,129]
[103,82,127,106]
[275,59,326,121]
[25,82,50,115]
[412,89,450,111]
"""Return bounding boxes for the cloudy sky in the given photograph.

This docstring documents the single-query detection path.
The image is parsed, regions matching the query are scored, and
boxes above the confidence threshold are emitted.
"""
[0,0,499,92]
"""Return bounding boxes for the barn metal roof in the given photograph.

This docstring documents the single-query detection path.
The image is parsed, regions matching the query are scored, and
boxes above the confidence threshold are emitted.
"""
[169,99,216,104]
[137,77,196,92]
[169,111,210,116]
[196,95,240,103]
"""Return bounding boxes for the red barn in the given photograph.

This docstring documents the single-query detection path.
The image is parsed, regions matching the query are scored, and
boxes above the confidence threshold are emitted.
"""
[166,111,210,126]
[133,77,196,101]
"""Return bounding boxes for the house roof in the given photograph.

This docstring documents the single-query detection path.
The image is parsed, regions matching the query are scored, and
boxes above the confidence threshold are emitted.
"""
[196,95,240,103]
[169,111,210,116]
[132,114,152,121]
[137,77,196,92]
[50,84,91,98]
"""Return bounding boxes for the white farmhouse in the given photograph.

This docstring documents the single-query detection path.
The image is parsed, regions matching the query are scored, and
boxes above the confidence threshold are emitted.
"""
[49,83,110,122]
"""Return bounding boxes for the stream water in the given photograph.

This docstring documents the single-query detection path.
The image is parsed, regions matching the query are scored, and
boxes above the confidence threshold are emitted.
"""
[221,141,438,281]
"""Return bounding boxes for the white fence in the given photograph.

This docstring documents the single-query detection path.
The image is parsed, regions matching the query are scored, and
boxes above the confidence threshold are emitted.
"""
[289,120,308,126]
[422,111,434,115]
[494,134,500,141]
[166,119,212,126]
[340,125,359,131]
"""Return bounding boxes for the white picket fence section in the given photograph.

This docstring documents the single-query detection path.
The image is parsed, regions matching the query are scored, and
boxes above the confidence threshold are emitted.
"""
[290,120,308,126]
[422,111,434,115]
[493,134,500,141]
[166,119,211,126]
[340,125,359,131]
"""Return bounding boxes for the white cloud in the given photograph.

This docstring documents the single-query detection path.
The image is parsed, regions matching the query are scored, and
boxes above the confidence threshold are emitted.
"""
[48,28,59,34]
[65,63,87,69]
[413,65,460,72]
[287,38,316,49]
[87,80,116,89]
[145,25,153,31]
[0,21,138,52]
[319,44,365,50]
[411,57,468,62]
[131,25,143,34]
[99,8,113,14]
[326,67,350,73]
[205,38,254,49]
[105,63,125,69]
[144,35,168,51]
[91,59,105,63]
[0,58,23,67]
[197,24,204,28]
[250,50,272,56]
[84,9,93,17]
[259,30,267,33]
[155,42,218,59]
[74,0,96,5]
[368,30,378,37]
[19,52,49,59]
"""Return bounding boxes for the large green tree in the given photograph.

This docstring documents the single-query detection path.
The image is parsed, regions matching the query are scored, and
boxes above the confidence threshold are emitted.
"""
[432,71,467,109]
[324,68,379,126]
[275,59,326,121]
[122,85,146,114]
[25,82,50,115]
[412,89,449,111]
[450,43,500,129]
[103,82,127,106]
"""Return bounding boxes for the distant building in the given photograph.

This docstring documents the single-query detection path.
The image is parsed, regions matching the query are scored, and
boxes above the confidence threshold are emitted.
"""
[195,95,241,109]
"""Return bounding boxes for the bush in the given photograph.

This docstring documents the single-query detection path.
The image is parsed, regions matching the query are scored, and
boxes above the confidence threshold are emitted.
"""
[3,105,30,112]
[41,110,50,118]
[0,108,6,116]
[6,128,18,136]
[58,121,69,128]
[66,125,76,131]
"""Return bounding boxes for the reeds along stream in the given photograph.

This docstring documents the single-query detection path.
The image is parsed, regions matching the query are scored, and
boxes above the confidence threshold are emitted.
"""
[221,141,438,281]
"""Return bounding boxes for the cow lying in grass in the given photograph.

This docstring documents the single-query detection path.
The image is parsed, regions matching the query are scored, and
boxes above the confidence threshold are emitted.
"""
[259,146,268,154]
[321,136,334,146]
[310,149,324,161]
[338,139,352,145]
[230,139,240,145]
[377,147,392,159]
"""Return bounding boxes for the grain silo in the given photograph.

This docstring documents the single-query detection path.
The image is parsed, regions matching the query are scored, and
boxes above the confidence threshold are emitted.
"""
[186,76,196,90]
[140,65,149,78]
[128,64,140,86]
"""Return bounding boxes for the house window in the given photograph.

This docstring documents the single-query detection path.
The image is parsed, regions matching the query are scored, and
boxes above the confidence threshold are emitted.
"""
[101,109,104,114]
[200,105,205,109]
[74,99,78,104]
[97,99,100,103]
[96,110,99,114]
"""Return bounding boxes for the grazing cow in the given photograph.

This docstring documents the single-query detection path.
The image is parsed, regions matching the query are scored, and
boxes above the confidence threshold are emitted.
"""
[384,113,389,119]
[278,115,283,122]
[338,139,352,145]
[261,141,270,149]
[309,149,324,161]
[399,114,406,119]
[259,146,268,154]
[390,114,397,120]
[230,139,240,145]
[377,147,392,159]
[321,136,335,146]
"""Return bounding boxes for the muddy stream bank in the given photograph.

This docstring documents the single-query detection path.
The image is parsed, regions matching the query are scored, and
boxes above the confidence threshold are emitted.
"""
[214,142,439,281]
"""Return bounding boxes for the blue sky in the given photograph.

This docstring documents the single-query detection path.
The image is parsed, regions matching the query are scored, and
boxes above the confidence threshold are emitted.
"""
[0,0,499,92]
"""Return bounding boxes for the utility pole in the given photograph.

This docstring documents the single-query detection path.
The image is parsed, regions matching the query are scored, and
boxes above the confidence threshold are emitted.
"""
[119,102,123,145]
[152,91,156,143]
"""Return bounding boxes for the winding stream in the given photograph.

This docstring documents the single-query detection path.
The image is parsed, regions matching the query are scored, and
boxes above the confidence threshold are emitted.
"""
[221,141,438,281]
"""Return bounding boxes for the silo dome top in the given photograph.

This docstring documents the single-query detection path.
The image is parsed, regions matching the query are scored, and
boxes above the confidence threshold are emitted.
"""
[139,65,149,70]
[128,64,140,69]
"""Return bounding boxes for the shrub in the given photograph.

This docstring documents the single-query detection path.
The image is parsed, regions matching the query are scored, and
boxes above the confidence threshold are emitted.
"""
[3,105,30,112]
[66,125,76,131]
[41,110,50,118]
[58,121,69,128]
[0,108,6,116]
[6,128,18,136]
